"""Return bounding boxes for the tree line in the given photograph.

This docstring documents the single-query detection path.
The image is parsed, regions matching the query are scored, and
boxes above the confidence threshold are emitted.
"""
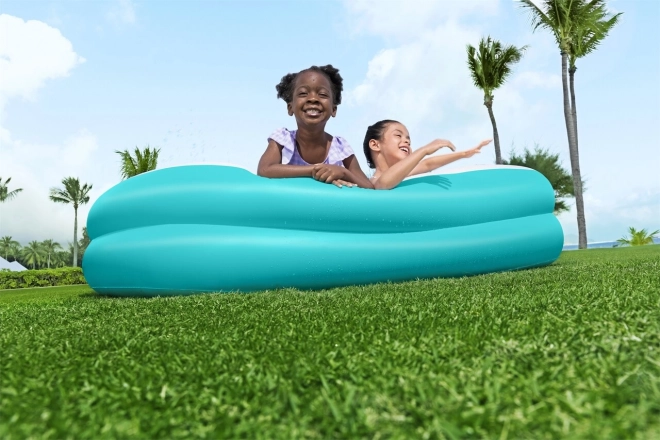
[0,146,160,269]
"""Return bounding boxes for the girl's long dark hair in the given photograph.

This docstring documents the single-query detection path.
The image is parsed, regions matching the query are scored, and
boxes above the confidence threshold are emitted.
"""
[363,120,399,168]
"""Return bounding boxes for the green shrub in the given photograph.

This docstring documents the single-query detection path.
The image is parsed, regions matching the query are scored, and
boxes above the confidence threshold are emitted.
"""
[0,267,87,289]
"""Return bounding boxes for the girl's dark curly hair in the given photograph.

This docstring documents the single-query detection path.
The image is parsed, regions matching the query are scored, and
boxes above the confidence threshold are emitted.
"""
[363,120,400,169]
[275,65,343,105]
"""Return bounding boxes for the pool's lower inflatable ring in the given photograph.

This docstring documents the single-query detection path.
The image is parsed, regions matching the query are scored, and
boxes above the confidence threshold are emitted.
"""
[82,165,563,296]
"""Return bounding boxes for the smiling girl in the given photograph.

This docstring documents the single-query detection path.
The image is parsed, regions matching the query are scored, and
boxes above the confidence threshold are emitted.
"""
[364,120,492,190]
[257,65,373,189]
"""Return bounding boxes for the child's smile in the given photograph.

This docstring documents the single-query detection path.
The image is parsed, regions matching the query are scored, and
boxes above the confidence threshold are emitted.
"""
[378,122,412,163]
[303,107,322,118]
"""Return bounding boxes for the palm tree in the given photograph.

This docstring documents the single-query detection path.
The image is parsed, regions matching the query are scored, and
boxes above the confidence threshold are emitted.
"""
[0,236,20,260]
[519,0,621,249]
[568,2,620,152]
[78,227,91,259]
[49,177,93,267]
[0,177,23,202]
[617,227,659,247]
[467,37,527,164]
[40,239,63,269]
[9,243,21,262]
[502,146,578,214]
[21,241,45,270]
[115,145,161,179]
[54,250,70,268]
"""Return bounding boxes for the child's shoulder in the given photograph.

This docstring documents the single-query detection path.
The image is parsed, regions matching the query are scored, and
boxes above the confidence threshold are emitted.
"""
[329,133,354,156]
[268,127,296,146]
[331,133,350,145]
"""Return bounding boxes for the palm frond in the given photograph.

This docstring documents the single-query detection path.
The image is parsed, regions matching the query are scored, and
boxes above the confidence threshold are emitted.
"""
[519,0,564,48]
[116,145,161,179]
[569,0,622,65]
[466,36,526,100]
[617,227,659,246]
[0,176,24,202]
[466,44,487,92]
[519,0,554,33]
[49,177,93,206]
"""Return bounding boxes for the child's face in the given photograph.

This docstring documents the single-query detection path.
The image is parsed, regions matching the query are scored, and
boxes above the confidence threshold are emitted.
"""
[287,71,337,128]
[371,122,411,165]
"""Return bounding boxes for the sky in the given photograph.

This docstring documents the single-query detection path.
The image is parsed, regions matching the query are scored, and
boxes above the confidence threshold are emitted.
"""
[1,0,659,246]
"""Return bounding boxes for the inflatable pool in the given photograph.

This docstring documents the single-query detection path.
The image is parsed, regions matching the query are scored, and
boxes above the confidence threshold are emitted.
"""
[82,165,563,296]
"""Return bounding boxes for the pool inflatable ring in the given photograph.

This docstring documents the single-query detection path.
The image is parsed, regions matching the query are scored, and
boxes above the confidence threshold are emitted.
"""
[82,165,563,296]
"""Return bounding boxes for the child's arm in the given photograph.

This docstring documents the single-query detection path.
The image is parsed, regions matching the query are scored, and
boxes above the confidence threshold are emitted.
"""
[409,139,492,176]
[372,139,455,190]
[342,155,375,189]
[257,140,317,178]
[311,160,374,189]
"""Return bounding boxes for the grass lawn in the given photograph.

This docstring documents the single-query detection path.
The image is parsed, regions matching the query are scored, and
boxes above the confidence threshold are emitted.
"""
[1,246,659,439]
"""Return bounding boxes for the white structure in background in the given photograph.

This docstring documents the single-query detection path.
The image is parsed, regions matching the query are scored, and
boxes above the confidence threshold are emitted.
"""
[0,257,26,271]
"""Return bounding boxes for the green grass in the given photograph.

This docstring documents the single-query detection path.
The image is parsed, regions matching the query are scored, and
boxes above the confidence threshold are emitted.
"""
[1,246,659,439]
[0,284,93,305]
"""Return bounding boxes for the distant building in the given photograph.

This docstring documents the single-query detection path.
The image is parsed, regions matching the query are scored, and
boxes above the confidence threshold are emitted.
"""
[0,257,26,272]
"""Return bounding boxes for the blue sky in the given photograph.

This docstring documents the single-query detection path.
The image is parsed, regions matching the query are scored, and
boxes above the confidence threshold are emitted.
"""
[1,0,658,246]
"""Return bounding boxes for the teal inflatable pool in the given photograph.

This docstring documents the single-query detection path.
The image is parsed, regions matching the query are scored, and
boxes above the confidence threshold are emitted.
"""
[82,165,563,296]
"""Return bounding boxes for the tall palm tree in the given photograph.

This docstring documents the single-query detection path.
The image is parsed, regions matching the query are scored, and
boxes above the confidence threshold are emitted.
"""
[115,145,161,180]
[502,146,577,214]
[0,177,23,202]
[21,241,44,270]
[0,236,20,260]
[568,1,620,151]
[617,227,659,247]
[49,177,93,267]
[467,37,527,164]
[40,239,63,269]
[519,0,621,249]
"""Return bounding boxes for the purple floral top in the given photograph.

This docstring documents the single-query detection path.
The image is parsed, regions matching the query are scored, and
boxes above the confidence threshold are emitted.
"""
[268,128,355,167]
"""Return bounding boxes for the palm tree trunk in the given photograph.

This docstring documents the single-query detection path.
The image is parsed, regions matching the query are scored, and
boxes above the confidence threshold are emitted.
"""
[48,253,51,269]
[569,66,578,148]
[561,53,587,249]
[73,205,78,267]
[485,100,502,164]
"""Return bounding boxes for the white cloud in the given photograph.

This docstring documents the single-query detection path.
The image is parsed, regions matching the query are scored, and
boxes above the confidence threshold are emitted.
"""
[345,23,484,129]
[0,130,103,245]
[107,0,136,25]
[342,1,554,150]
[343,0,499,41]
[0,14,85,119]
[0,15,93,246]
[559,188,660,244]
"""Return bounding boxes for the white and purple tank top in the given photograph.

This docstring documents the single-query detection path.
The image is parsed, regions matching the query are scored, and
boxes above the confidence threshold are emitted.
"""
[268,128,354,167]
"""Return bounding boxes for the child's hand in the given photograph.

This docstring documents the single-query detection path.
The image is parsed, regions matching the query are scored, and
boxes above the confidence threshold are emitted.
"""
[422,139,456,155]
[312,164,347,184]
[331,179,356,188]
[462,139,492,158]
